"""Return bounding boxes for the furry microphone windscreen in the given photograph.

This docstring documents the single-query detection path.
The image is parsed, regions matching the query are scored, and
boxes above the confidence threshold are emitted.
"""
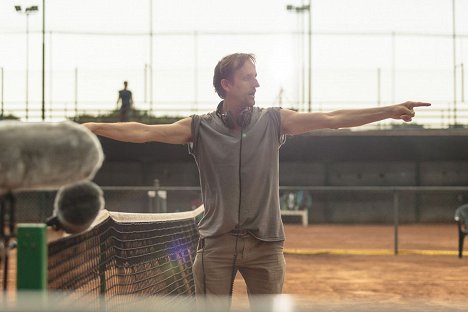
[50,181,105,234]
[0,121,104,193]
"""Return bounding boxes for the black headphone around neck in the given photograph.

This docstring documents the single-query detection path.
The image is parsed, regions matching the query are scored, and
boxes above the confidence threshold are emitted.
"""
[216,101,252,129]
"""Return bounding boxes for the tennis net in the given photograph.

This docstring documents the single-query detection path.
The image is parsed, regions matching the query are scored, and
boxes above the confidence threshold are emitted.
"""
[47,206,203,304]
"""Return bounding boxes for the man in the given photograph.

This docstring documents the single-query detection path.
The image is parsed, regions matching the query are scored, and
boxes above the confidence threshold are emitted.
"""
[116,81,133,122]
[84,53,430,300]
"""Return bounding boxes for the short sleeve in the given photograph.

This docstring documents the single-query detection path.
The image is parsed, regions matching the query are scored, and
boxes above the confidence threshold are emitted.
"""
[187,115,201,156]
[267,107,287,147]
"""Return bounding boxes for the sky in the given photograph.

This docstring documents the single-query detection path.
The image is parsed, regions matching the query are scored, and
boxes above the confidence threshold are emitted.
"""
[1,0,468,126]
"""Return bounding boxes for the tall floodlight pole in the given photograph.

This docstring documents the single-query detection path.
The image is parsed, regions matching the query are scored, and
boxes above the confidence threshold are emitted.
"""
[287,2,312,112]
[41,0,45,120]
[307,0,311,112]
[149,0,153,114]
[391,31,396,104]
[452,0,457,125]
[15,5,39,120]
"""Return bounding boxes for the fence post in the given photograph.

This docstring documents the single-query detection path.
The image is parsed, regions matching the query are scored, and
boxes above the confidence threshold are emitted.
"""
[74,67,78,117]
[154,179,160,213]
[1,67,3,118]
[393,190,399,255]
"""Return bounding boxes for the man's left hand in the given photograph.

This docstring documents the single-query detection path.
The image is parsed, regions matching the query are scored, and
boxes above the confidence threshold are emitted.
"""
[391,101,431,122]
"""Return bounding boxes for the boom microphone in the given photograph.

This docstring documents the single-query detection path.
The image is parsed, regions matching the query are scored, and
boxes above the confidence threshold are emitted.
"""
[46,181,104,234]
[0,121,104,193]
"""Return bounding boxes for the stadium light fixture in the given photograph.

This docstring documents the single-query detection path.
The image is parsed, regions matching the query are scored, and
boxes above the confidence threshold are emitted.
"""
[15,4,39,120]
[26,6,39,12]
[286,2,312,112]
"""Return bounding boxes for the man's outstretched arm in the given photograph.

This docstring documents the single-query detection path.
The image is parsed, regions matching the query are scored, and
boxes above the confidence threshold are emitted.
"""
[83,117,192,144]
[281,101,431,135]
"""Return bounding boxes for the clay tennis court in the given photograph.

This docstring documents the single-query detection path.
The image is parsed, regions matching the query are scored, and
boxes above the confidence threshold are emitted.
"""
[232,223,468,310]
[4,223,468,310]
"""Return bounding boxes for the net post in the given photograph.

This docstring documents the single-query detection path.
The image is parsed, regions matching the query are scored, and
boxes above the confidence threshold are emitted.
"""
[17,224,47,291]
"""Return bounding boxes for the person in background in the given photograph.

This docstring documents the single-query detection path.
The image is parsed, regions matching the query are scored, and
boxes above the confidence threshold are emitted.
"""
[116,81,133,122]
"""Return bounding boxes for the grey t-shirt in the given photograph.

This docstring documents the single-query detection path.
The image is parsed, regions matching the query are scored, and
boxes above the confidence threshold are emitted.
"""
[189,106,286,241]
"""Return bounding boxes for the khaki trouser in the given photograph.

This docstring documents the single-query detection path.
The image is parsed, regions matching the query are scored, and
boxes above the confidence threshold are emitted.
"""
[192,232,285,299]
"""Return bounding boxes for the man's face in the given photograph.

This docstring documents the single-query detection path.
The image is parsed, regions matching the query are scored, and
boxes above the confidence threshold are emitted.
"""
[225,61,260,107]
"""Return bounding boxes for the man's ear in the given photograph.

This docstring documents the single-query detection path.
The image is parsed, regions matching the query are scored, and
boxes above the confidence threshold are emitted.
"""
[221,78,231,94]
